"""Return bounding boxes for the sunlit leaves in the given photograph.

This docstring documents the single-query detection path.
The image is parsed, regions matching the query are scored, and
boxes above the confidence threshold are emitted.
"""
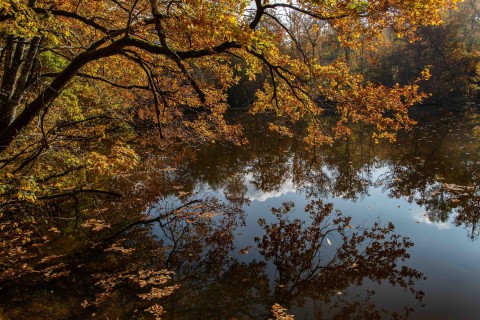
[0,0,40,37]
[272,303,295,320]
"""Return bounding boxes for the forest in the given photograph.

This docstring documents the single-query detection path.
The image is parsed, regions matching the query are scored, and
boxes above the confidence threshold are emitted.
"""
[0,0,479,319]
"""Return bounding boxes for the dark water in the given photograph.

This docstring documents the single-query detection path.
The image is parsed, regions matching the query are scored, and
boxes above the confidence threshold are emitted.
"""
[2,105,479,319]
[149,105,480,319]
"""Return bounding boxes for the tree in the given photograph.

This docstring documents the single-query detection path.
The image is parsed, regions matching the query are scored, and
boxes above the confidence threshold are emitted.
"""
[0,2,467,316]
[0,0,457,152]
[365,0,479,100]
[0,0,461,282]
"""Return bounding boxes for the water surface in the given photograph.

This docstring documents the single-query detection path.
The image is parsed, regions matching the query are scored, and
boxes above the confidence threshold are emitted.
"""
[152,105,480,319]
[3,105,479,319]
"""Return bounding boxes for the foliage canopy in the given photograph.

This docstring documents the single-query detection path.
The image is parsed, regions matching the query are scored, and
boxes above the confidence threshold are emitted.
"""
[0,0,458,151]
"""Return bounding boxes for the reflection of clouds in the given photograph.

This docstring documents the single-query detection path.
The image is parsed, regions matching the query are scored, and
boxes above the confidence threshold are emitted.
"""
[244,173,297,202]
[411,209,451,230]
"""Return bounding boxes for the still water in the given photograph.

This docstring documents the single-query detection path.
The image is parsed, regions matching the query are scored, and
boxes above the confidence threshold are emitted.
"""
[3,105,479,319]
[149,105,479,319]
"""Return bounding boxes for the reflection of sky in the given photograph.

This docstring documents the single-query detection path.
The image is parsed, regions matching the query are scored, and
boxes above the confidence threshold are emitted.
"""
[234,163,460,233]
[217,163,480,319]
[411,208,452,230]
[244,172,297,202]
[152,111,480,319]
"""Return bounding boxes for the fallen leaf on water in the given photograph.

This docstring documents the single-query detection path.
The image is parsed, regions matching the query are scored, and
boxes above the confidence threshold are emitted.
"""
[239,246,251,255]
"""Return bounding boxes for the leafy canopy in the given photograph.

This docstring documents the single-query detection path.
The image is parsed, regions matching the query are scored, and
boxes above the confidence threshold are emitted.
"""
[0,0,459,207]
[0,0,457,149]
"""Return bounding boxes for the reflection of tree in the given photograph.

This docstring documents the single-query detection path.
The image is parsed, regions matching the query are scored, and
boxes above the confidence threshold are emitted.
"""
[380,162,479,238]
[153,199,424,319]
[246,123,293,194]
[420,184,452,223]
[291,149,333,198]
[328,138,373,201]
[291,133,375,201]
[224,173,250,206]
[171,110,479,240]
[325,290,413,319]
[435,177,480,240]
[374,110,480,239]
[256,200,424,315]
[454,189,480,240]
[147,111,480,240]
[173,116,377,202]
[381,170,480,240]
[3,109,477,318]
[0,191,424,319]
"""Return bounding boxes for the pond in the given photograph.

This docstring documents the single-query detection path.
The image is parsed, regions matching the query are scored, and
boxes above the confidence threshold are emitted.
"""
[156,107,480,319]
[2,104,479,319]
[149,104,479,319]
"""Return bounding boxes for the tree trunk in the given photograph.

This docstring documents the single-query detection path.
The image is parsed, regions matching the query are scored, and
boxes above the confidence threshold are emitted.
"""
[0,37,130,152]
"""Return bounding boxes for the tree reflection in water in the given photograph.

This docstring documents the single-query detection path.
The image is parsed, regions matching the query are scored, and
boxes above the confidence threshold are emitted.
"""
[2,107,478,318]
[144,197,425,319]
[188,109,479,240]
[0,194,424,319]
